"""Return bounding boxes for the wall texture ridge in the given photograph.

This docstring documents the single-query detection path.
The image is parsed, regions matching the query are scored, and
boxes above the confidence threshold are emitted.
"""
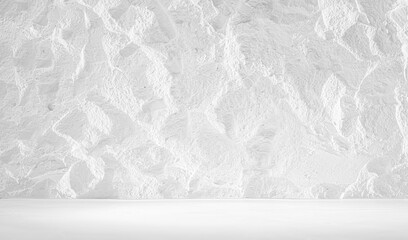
[1,0,408,199]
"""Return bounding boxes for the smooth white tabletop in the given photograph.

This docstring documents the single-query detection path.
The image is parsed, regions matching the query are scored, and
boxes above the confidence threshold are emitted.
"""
[0,200,407,240]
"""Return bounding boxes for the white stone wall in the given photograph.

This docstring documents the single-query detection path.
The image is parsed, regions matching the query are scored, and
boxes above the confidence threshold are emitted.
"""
[0,0,408,199]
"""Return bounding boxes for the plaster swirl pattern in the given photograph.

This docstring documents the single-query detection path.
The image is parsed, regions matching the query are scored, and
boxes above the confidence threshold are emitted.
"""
[1,0,408,199]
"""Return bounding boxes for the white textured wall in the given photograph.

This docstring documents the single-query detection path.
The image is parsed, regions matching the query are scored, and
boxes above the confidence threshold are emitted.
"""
[0,0,408,199]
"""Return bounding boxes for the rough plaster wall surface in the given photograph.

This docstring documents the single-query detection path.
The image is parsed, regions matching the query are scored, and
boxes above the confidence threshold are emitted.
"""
[1,0,408,199]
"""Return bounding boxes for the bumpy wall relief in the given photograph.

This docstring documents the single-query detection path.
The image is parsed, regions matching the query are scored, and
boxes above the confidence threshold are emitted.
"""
[1,0,408,199]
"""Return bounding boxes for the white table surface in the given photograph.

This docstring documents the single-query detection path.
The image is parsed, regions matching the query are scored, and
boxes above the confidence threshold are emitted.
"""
[0,199,407,240]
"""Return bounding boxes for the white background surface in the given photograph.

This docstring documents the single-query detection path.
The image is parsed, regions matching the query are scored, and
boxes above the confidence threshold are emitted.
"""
[1,0,408,199]
[1,200,408,240]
